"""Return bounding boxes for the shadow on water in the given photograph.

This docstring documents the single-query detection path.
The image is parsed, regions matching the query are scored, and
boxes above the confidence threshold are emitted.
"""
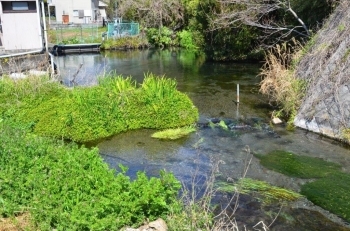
[56,49,350,230]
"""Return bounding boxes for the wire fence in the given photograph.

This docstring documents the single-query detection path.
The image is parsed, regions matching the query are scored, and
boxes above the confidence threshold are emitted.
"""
[52,24,103,44]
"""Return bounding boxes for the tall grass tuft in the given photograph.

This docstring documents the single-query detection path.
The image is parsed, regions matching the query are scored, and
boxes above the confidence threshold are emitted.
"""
[259,39,307,127]
[99,73,136,94]
[141,73,177,102]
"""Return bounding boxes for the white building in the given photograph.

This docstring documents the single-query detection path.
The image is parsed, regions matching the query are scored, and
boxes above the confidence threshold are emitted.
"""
[48,0,107,24]
[0,0,45,54]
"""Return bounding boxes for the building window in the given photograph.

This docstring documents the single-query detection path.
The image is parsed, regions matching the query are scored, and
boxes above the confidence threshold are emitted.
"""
[79,10,84,19]
[1,1,36,13]
[12,2,29,11]
[73,10,79,17]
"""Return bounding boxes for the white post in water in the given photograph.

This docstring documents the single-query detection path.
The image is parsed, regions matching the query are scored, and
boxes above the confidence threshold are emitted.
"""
[236,83,240,119]
[237,84,240,104]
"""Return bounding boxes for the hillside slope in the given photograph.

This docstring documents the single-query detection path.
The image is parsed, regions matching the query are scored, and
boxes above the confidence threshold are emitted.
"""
[294,0,350,142]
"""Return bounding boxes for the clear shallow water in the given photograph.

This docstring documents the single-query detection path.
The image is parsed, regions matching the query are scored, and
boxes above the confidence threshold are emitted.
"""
[55,49,350,230]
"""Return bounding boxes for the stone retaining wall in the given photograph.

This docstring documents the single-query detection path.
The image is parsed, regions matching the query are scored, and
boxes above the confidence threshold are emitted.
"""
[294,0,350,142]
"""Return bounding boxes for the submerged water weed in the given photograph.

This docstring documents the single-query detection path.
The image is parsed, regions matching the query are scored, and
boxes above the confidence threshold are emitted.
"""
[301,172,350,222]
[151,125,196,140]
[217,178,301,204]
[255,150,341,178]
[256,150,350,222]
[0,125,181,230]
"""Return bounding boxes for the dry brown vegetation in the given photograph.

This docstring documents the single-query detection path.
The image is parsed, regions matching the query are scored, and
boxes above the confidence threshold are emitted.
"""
[259,39,306,126]
[0,214,31,231]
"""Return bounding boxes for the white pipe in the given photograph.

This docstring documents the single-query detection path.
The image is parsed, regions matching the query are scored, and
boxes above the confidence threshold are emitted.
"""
[237,84,240,104]
[0,49,43,59]
[48,52,55,74]
[41,0,49,53]
[48,5,51,25]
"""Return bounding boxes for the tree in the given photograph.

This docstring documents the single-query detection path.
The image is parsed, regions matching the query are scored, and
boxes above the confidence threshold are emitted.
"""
[117,0,184,30]
[212,0,311,47]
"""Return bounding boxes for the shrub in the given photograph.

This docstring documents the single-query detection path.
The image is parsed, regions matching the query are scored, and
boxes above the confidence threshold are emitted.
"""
[146,27,176,47]
[177,30,198,50]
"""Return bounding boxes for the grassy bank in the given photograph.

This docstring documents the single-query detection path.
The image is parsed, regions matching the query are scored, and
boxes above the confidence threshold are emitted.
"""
[100,36,149,50]
[0,73,198,143]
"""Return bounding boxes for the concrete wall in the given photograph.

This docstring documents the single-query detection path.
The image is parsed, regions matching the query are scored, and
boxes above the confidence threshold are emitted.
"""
[294,1,350,143]
[54,0,98,24]
[0,0,43,51]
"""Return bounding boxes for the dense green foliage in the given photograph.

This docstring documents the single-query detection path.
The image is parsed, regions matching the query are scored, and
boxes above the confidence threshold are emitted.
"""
[111,0,337,61]
[146,27,177,47]
[255,150,341,178]
[256,150,350,222]
[0,73,198,143]
[0,125,181,230]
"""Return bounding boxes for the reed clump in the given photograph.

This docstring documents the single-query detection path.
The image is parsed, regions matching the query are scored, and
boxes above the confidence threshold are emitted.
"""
[259,39,307,127]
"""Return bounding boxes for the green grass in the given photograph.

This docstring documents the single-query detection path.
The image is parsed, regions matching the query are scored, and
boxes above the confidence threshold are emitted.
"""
[255,150,341,178]
[151,126,196,140]
[100,36,149,50]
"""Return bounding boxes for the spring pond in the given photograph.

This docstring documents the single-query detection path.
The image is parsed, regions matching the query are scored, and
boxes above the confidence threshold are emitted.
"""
[55,49,350,230]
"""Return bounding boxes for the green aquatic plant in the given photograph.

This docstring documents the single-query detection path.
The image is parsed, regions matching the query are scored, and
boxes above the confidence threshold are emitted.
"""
[141,73,177,102]
[218,120,229,130]
[0,74,198,142]
[217,178,301,204]
[301,172,350,222]
[99,74,136,94]
[151,125,196,140]
[255,150,341,178]
[255,150,350,221]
